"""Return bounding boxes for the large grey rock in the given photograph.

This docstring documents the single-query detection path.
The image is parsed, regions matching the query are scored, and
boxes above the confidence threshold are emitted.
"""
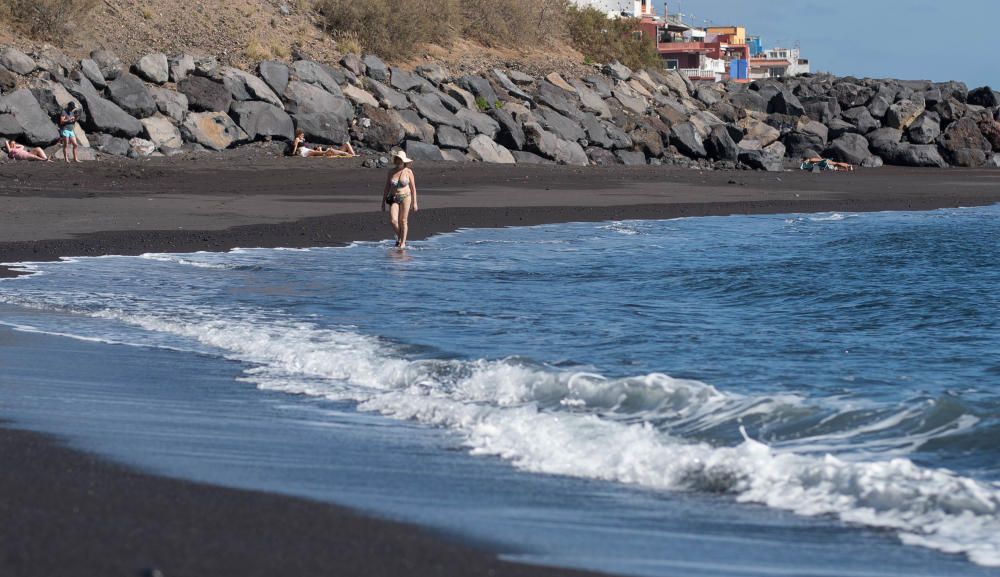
[193,55,219,77]
[843,106,879,134]
[390,67,427,92]
[367,78,410,109]
[440,148,466,162]
[467,134,515,164]
[613,86,647,115]
[801,95,840,123]
[824,133,871,165]
[341,54,366,77]
[291,60,343,96]
[455,108,500,138]
[783,131,825,158]
[147,86,188,122]
[0,113,24,139]
[90,49,123,80]
[524,122,587,166]
[92,133,130,156]
[490,108,525,151]
[511,150,552,164]
[140,114,183,148]
[491,69,533,103]
[831,82,873,109]
[35,45,71,76]
[587,146,619,166]
[342,84,379,108]
[770,90,805,116]
[738,148,783,171]
[884,143,948,167]
[603,121,632,149]
[181,111,247,150]
[536,107,585,143]
[938,117,992,166]
[133,53,169,84]
[69,79,143,138]
[436,125,468,149]
[392,109,435,143]
[179,75,232,112]
[258,61,289,97]
[357,105,405,151]
[283,81,352,118]
[415,63,450,84]
[885,99,925,130]
[616,150,647,166]
[293,112,350,145]
[362,54,389,82]
[705,124,740,161]
[907,114,941,144]
[534,80,576,117]
[570,79,611,119]
[867,94,891,119]
[980,119,1000,150]
[603,61,631,81]
[0,47,35,75]
[827,118,857,140]
[429,87,465,113]
[458,75,500,108]
[866,127,904,157]
[443,83,477,110]
[739,117,781,147]
[230,101,294,141]
[106,73,157,118]
[220,67,283,108]
[80,59,106,88]
[695,85,721,107]
[584,75,613,99]
[2,89,59,145]
[728,90,767,113]
[405,139,445,161]
[127,137,157,157]
[670,122,707,158]
[409,92,462,128]
[967,86,998,108]
[579,113,611,148]
[168,54,195,83]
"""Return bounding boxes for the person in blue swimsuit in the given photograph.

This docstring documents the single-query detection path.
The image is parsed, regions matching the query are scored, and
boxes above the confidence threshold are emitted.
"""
[58,102,80,163]
[381,150,419,248]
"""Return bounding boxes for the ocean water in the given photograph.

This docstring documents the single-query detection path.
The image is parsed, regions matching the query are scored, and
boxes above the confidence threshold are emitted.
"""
[2,205,1000,576]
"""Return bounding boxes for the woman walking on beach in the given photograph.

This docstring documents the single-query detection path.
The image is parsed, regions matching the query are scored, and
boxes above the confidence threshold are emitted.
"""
[382,150,418,248]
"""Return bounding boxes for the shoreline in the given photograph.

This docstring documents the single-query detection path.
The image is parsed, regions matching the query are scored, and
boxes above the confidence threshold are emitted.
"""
[3,160,1000,575]
[3,157,1000,277]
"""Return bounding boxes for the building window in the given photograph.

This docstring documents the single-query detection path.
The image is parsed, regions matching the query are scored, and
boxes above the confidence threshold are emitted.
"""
[665,60,679,70]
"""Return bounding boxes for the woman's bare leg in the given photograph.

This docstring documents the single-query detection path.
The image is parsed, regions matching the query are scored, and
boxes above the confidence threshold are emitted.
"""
[340,142,356,156]
[72,138,79,162]
[397,196,412,249]
[31,148,49,161]
[389,203,401,245]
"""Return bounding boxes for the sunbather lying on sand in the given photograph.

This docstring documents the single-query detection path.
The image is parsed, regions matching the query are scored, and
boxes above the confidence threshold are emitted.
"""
[290,130,357,158]
[801,157,854,171]
[4,139,51,161]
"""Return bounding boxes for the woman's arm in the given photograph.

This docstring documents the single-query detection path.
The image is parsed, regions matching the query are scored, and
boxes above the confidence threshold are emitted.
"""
[409,169,418,211]
[382,172,392,211]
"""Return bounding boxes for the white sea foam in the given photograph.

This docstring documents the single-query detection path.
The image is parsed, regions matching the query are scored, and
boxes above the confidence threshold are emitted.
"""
[32,306,1000,568]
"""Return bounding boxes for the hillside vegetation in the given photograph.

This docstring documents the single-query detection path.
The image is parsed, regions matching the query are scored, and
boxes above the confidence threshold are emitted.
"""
[0,0,657,75]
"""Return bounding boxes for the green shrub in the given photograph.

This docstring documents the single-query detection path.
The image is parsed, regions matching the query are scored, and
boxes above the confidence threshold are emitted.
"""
[566,6,661,70]
[0,0,100,40]
[474,96,489,111]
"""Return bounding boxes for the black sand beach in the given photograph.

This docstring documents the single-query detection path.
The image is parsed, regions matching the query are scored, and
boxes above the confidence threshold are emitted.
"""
[2,157,1000,576]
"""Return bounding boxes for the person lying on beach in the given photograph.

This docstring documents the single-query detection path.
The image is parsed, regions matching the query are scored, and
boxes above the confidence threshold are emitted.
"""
[289,129,357,158]
[4,139,51,161]
[800,157,854,171]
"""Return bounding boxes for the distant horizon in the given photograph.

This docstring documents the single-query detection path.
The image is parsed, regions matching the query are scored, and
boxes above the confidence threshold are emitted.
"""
[573,0,997,89]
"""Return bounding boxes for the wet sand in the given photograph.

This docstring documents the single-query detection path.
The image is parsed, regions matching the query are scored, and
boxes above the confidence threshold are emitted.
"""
[2,155,1000,576]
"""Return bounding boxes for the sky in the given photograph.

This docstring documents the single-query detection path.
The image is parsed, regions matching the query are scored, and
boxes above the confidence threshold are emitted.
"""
[655,0,999,89]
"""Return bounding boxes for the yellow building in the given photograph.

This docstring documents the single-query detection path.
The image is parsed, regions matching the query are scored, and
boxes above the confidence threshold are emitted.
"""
[706,26,746,45]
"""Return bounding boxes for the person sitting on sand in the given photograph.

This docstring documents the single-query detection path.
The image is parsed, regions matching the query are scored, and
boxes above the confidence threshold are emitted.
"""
[289,129,357,158]
[4,139,51,161]
[801,157,854,172]
[58,102,81,163]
